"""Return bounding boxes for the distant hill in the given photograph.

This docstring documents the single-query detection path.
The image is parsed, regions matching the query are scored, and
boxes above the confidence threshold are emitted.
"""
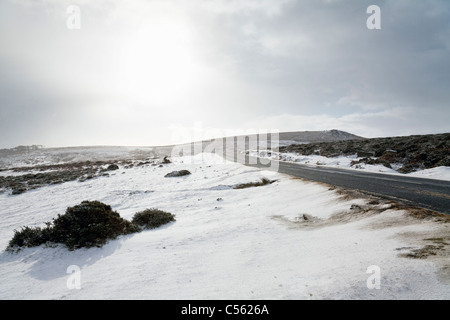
[278,129,364,144]
[280,132,450,173]
[221,129,364,147]
[0,130,364,168]
[219,129,363,144]
[170,129,365,154]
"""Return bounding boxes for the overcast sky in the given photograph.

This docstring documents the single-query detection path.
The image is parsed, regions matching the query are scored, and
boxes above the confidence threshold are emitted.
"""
[1,0,449,148]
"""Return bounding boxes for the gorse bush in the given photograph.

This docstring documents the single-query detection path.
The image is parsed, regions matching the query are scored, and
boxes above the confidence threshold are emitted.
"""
[6,201,175,252]
[105,164,119,171]
[50,201,140,250]
[8,225,52,249]
[132,208,176,230]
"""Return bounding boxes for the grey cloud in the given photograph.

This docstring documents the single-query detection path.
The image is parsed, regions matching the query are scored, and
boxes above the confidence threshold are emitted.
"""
[0,0,449,148]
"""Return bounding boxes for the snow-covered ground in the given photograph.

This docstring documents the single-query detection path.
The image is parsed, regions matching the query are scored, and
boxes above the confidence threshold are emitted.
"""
[0,146,159,169]
[248,150,450,181]
[0,153,449,299]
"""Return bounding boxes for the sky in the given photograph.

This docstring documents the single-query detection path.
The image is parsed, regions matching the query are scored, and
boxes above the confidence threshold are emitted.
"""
[0,0,449,148]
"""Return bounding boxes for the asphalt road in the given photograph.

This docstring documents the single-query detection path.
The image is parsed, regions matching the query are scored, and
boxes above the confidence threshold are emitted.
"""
[155,140,450,214]
[227,153,450,215]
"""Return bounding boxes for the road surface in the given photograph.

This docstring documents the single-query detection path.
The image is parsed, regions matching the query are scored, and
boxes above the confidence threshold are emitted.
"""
[227,153,450,215]
[155,140,450,214]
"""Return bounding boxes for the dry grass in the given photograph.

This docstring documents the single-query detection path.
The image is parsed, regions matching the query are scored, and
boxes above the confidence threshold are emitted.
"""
[234,177,275,189]
[387,202,450,223]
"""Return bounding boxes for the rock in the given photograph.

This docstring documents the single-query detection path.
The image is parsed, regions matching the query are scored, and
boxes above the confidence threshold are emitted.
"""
[164,170,191,177]
[162,156,171,164]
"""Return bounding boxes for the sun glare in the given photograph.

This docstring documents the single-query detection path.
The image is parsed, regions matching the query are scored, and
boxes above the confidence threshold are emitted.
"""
[117,20,201,106]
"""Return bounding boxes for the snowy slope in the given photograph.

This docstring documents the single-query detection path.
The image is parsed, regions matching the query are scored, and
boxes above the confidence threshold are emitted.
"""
[0,146,160,169]
[0,153,449,299]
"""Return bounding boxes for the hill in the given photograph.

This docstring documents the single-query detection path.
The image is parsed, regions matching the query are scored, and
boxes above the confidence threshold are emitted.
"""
[278,129,364,144]
[280,132,450,173]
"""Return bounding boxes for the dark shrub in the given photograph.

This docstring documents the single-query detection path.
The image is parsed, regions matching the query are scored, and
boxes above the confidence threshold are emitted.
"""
[398,164,416,174]
[105,164,119,171]
[132,208,176,230]
[164,170,191,177]
[11,186,27,195]
[7,224,52,251]
[438,156,450,167]
[6,201,177,252]
[51,201,140,250]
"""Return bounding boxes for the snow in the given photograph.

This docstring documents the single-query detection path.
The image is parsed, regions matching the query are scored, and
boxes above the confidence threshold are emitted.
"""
[0,153,449,300]
[249,150,450,181]
[406,166,450,180]
[0,146,157,169]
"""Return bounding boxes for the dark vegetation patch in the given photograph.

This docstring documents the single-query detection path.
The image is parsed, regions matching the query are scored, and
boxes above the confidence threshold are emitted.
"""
[105,164,119,171]
[0,156,173,195]
[398,242,448,259]
[50,201,140,250]
[424,237,449,245]
[0,161,119,195]
[6,201,175,252]
[234,177,275,189]
[387,202,450,223]
[7,225,53,249]
[280,132,450,173]
[132,208,176,230]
